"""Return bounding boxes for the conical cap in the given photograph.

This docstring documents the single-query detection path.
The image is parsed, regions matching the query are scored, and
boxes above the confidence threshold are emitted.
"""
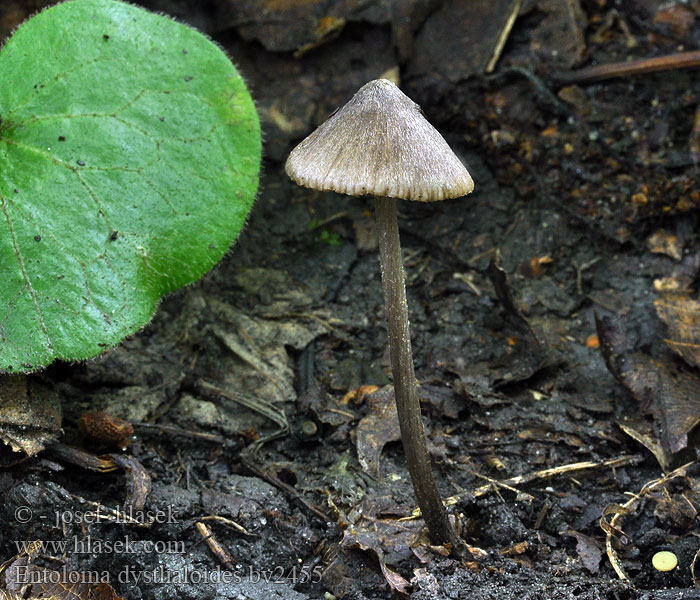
[285,79,474,202]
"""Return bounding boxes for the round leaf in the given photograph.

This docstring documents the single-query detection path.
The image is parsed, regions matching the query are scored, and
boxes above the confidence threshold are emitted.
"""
[0,0,261,373]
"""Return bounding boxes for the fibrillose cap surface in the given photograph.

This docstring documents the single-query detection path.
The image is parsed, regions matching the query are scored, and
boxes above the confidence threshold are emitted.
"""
[285,79,474,202]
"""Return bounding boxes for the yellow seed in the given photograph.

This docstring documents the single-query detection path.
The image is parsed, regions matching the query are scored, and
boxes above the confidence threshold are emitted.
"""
[652,550,678,572]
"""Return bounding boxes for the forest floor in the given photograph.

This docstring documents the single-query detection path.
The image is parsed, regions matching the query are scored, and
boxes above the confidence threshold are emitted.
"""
[1,1,700,599]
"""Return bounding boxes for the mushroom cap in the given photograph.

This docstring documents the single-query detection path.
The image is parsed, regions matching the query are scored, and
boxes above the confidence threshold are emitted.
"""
[285,79,474,202]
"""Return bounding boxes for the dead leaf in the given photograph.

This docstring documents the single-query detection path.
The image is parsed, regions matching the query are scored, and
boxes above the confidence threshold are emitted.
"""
[379,562,411,596]
[92,582,123,600]
[651,4,696,46]
[409,0,523,81]
[109,453,151,512]
[335,514,422,598]
[355,386,400,478]
[342,385,380,406]
[557,85,604,119]
[30,576,92,600]
[0,375,61,464]
[653,490,697,530]
[655,295,700,369]
[647,229,683,261]
[487,251,539,344]
[596,314,700,457]
[0,552,123,600]
[500,540,529,556]
[454,374,510,408]
[483,251,546,386]
[46,443,119,473]
[563,530,602,574]
[294,15,346,57]
[619,419,671,472]
[211,272,326,408]
[78,412,133,450]
[653,276,693,294]
[226,0,424,58]
[179,269,327,440]
[528,0,587,68]
[410,568,441,595]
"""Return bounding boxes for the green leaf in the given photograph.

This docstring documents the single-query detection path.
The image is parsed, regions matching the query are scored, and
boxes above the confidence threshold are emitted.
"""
[0,0,261,373]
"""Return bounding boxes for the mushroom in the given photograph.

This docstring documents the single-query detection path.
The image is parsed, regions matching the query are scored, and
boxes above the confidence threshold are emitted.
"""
[285,79,474,550]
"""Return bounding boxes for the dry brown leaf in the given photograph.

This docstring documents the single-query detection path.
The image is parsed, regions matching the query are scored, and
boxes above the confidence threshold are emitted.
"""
[596,314,700,457]
[655,295,700,369]
[653,490,697,530]
[78,412,133,450]
[30,576,91,600]
[0,553,123,600]
[379,562,411,597]
[653,277,692,294]
[333,511,422,599]
[647,229,683,261]
[619,420,671,472]
[109,453,151,512]
[355,386,400,478]
[0,375,61,464]
[342,385,380,406]
[651,4,696,46]
[91,583,123,600]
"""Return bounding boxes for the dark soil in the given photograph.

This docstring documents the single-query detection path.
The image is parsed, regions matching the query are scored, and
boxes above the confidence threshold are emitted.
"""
[2,1,700,599]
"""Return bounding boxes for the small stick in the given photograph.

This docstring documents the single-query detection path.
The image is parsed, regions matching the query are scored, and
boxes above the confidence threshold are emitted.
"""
[486,0,523,73]
[405,455,642,519]
[553,50,700,84]
[198,515,253,537]
[134,422,225,444]
[195,521,235,570]
[471,471,534,503]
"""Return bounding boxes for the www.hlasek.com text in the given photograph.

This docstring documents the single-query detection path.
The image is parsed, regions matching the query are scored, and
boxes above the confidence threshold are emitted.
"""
[15,536,185,556]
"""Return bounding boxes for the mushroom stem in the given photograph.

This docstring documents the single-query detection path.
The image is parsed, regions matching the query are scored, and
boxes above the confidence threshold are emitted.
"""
[374,196,460,550]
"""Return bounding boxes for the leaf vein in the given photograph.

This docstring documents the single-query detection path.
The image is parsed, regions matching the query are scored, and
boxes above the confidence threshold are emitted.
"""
[0,196,52,351]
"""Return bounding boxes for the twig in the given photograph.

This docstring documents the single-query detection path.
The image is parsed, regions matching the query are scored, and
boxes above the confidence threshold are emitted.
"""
[553,50,700,85]
[198,514,254,537]
[134,422,225,444]
[571,257,601,295]
[471,470,534,503]
[404,455,642,519]
[195,521,235,570]
[470,456,640,498]
[486,0,522,73]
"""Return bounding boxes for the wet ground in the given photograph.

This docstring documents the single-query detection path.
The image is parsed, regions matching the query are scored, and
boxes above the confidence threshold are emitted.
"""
[1,1,700,599]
